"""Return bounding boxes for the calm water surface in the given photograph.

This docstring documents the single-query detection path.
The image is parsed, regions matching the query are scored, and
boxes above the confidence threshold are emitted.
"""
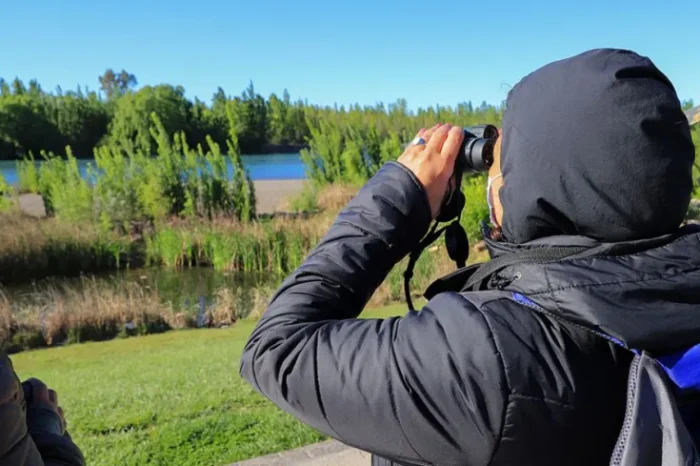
[0,152,307,184]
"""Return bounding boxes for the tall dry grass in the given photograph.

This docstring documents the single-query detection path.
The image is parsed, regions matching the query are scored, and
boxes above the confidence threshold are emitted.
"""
[317,183,360,211]
[0,212,138,284]
[0,278,275,353]
[0,242,487,354]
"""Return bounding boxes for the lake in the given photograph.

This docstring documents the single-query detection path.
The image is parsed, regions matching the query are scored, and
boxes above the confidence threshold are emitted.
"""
[0,152,307,184]
[0,152,307,320]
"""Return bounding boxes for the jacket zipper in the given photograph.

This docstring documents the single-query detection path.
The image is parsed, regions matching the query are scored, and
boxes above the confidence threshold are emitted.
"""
[609,353,641,466]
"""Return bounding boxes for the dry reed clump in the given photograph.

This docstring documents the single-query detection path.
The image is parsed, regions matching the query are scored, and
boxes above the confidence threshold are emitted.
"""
[203,285,274,325]
[317,184,360,212]
[0,212,137,284]
[0,278,274,354]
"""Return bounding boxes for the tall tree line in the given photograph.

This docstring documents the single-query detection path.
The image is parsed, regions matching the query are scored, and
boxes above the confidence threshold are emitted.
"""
[0,70,508,160]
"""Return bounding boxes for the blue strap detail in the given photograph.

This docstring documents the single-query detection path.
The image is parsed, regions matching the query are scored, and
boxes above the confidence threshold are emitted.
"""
[657,344,700,392]
[512,292,542,309]
[511,292,629,349]
[511,293,700,391]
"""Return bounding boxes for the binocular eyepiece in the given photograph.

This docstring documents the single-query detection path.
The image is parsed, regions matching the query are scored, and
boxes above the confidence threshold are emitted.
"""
[459,124,499,172]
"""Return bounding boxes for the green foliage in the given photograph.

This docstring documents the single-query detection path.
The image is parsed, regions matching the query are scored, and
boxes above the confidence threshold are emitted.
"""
[460,175,490,242]
[289,185,319,213]
[146,223,318,275]
[36,149,93,220]
[92,144,142,228]
[299,100,504,186]
[226,109,256,222]
[380,133,402,164]
[98,68,137,100]
[26,110,257,229]
[301,118,344,184]
[0,172,12,212]
[341,139,368,184]
[108,85,194,155]
[44,147,94,222]
[0,74,508,162]
[692,125,700,198]
[16,153,39,193]
[226,82,269,153]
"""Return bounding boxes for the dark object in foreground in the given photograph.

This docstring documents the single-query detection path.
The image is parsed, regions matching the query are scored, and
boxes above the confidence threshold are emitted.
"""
[0,354,85,465]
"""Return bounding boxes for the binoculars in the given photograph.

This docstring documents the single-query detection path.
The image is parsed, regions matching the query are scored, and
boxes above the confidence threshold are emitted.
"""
[458,124,499,173]
[404,123,498,310]
[435,123,499,222]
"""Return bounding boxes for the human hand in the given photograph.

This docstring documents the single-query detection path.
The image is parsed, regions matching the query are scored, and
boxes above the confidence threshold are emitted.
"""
[23,378,67,434]
[397,124,464,220]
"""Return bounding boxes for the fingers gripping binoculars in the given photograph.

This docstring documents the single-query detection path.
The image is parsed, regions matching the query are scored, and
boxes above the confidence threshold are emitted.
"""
[404,124,499,311]
[437,124,499,222]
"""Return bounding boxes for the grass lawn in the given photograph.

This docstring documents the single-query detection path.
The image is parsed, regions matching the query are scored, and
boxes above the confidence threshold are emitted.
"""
[10,303,410,466]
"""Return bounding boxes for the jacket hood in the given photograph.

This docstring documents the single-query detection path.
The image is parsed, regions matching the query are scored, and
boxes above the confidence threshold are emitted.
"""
[487,224,700,353]
[499,48,695,244]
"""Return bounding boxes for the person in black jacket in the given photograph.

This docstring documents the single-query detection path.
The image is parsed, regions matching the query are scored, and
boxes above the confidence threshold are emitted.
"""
[240,48,700,466]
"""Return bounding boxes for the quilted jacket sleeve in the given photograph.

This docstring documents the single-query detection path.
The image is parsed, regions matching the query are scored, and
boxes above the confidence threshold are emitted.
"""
[240,162,506,466]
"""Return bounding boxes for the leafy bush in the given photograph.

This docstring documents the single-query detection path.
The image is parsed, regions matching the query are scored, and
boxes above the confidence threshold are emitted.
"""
[0,172,12,212]
[16,153,40,194]
[289,184,320,213]
[460,174,489,243]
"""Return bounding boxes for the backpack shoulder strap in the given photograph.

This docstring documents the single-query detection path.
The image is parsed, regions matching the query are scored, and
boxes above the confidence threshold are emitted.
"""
[610,350,700,466]
[462,246,588,291]
[423,245,589,300]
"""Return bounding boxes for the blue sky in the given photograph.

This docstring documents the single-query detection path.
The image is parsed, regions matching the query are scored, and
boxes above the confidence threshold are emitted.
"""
[1,0,698,110]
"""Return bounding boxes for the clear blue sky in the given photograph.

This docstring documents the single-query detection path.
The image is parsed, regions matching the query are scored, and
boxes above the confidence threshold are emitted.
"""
[2,0,698,110]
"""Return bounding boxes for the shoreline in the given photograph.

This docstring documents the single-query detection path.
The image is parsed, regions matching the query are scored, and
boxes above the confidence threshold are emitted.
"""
[17,178,309,218]
[252,179,307,214]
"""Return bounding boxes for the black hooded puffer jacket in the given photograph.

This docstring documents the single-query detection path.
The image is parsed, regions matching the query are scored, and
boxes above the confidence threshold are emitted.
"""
[239,49,700,466]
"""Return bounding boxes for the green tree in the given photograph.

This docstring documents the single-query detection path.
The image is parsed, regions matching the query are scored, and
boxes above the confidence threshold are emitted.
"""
[99,69,138,100]
[226,82,268,153]
[107,85,193,154]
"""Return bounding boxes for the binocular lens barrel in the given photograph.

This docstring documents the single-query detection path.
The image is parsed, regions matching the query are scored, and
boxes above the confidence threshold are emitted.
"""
[459,124,499,173]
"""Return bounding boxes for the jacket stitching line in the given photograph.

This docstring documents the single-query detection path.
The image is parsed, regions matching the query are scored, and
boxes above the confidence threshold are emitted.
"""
[527,266,700,295]
[387,318,429,463]
[313,328,344,440]
[466,296,510,466]
[334,220,391,247]
[518,231,700,265]
[508,393,576,409]
[509,298,602,339]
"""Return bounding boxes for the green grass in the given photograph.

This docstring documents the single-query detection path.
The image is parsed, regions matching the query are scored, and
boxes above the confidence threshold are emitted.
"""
[10,304,408,466]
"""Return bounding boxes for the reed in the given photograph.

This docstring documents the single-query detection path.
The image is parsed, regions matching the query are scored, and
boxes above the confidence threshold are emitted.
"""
[145,215,330,275]
[0,213,139,284]
[0,277,276,353]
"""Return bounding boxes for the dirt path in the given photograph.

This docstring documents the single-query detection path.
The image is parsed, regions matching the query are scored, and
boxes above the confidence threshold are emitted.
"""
[253,179,307,214]
[231,440,370,466]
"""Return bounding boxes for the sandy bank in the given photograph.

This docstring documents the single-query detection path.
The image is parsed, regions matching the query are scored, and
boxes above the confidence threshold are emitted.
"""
[16,179,308,218]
